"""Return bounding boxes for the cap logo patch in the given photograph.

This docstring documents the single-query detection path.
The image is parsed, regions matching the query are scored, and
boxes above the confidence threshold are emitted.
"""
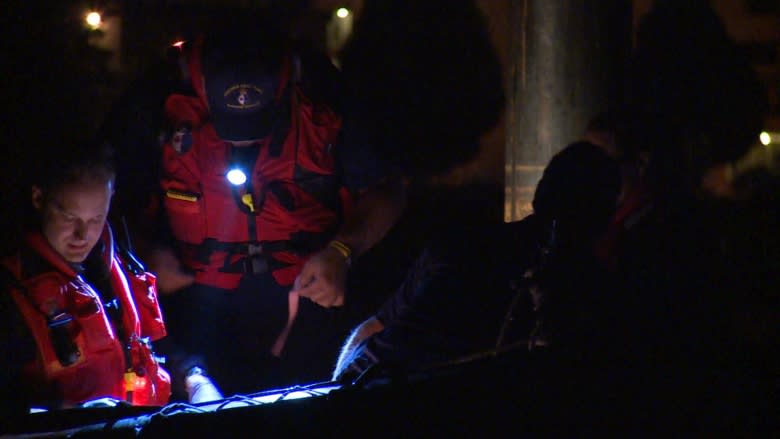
[171,125,192,153]
[224,84,264,110]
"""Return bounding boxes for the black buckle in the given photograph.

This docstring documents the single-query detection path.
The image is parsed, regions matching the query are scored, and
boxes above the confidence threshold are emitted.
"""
[219,254,270,275]
[246,256,269,275]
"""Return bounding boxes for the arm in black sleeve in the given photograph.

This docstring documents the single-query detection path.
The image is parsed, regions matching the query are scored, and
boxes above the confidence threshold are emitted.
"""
[340,226,523,382]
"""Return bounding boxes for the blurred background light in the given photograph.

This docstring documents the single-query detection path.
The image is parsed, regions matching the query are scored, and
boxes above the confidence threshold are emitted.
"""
[759,131,771,145]
[85,11,102,29]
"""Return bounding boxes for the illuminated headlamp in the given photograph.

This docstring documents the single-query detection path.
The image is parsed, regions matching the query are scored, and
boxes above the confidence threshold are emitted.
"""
[226,168,248,186]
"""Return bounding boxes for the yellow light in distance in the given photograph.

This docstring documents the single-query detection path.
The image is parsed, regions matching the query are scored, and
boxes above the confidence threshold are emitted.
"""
[85,11,102,29]
[759,131,771,146]
[336,8,350,18]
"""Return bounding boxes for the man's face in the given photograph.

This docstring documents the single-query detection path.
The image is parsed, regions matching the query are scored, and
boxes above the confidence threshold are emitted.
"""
[32,179,113,264]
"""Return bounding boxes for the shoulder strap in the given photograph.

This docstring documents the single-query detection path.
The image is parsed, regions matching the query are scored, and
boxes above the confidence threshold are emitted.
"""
[111,218,146,275]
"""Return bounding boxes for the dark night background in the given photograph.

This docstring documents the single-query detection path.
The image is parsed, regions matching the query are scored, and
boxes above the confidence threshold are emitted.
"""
[1,0,779,435]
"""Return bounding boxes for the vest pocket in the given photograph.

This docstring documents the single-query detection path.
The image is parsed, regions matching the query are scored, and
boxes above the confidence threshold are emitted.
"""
[128,272,167,341]
[163,190,205,244]
[70,285,117,353]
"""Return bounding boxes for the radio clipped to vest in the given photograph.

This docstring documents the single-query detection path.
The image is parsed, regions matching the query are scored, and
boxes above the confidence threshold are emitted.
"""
[47,312,82,367]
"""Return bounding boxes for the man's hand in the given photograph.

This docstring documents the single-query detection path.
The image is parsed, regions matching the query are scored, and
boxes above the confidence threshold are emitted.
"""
[332,316,384,381]
[291,245,349,307]
[147,247,195,295]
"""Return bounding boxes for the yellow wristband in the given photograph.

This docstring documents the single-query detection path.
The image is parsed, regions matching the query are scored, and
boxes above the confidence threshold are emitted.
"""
[328,240,353,263]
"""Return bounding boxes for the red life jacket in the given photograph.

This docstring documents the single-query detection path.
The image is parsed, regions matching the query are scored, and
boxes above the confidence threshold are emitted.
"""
[1,227,171,408]
[161,38,352,289]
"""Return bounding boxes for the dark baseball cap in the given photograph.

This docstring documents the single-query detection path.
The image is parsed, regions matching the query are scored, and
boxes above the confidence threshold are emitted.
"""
[200,30,285,141]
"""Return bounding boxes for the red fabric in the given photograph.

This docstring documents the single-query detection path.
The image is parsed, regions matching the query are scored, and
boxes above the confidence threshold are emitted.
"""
[2,228,170,407]
[123,269,167,342]
[161,84,348,290]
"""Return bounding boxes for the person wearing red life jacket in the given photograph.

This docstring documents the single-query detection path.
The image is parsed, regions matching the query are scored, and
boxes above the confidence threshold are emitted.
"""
[0,141,178,416]
[130,17,405,396]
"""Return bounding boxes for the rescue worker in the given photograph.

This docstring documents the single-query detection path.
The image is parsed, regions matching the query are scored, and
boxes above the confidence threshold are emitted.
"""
[0,140,172,415]
[128,16,405,395]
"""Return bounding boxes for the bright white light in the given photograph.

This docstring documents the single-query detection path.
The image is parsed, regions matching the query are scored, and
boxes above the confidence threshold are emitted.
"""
[280,391,316,400]
[226,169,247,186]
[172,40,186,49]
[251,385,341,404]
[85,11,101,29]
[759,131,771,146]
[336,8,350,18]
